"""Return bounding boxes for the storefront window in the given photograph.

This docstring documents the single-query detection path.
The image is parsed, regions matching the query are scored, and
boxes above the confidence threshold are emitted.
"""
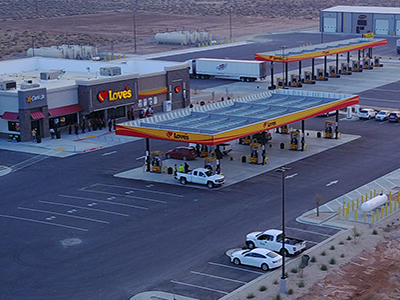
[8,121,20,132]
[49,114,77,128]
[107,106,125,119]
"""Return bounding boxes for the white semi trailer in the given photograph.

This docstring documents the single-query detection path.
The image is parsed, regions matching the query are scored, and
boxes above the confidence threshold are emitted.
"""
[187,58,267,81]
[397,39,400,54]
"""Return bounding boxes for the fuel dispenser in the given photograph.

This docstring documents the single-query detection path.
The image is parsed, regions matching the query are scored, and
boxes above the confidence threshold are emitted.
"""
[151,151,163,173]
[324,120,334,139]
[363,57,373,69]
[277,77,284,89]
[329,65,340,78]
[352,60,362,72]
[303,71,315,84]
[201,144,208,157]
[280,125,288,134]
[290,74,302,87]
[289,130,301,151]
[374,56,383,67]
[341,62,352,75]
[204,156,217,172]
[249,142,263,164]
[239,135,252,145]
[316,68,327,81]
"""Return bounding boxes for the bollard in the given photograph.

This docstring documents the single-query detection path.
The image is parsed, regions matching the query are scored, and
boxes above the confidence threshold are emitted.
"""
[361,195,364,203]
[355,209,357,221]
[372,211,375,223]
[398,192,400,208]
[346,209,348,220]
[338,206,341,218]
[357,198,359,209]
[376,209,379,221]
[381,206,384,219]
[352,200,354,211]
[366,193,368,201]
[395,200,397,211]
[390,201,393,214]
[386,204,388,216]
[343,203,345,214]
[370,190,373,199]
[347,202,350,215]
[389,191,392,201]
[364,211,367,223]
[374,189,376,197]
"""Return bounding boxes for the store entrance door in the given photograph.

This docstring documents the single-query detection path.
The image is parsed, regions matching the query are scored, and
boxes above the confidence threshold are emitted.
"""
[31,120,42,136]
[85,111,105,131]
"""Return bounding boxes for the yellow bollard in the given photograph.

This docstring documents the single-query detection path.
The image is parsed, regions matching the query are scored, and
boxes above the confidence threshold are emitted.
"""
[372,211,375,223]
[361,195,364,204]
[352,200,354,211]
[338,206,341,218]
[389,191,392,201]
[357,198,359,209]
[398,192,400,207]
[104,57,107,61]
[395,200,397,211]
[374,189,376,197]
[370,190,373,199]
[381,207,384,219]
[355,209,357,221]
[366,193,368,201]
[346,209,348,220]
[342,203,345,214]
[364,211,367,223]
[347,202,350,215]
[390,201,393,214]
[376,209,379,221]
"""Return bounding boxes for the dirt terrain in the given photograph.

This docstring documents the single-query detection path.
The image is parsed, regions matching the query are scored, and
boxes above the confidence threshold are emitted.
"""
[1,1,400,298]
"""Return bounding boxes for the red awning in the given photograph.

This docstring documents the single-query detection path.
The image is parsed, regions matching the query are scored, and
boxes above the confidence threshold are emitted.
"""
[1,112,19,120]
[48,104,83,117]
[30,111,45,120]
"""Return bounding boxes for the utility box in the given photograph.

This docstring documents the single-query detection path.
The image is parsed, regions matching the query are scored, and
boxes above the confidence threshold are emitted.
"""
[100,66,122,76]
[0,80,16,90]
[40,70,61,80]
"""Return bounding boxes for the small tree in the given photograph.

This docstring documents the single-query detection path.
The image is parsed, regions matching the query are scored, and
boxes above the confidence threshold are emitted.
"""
[315,194,323,217]
[352,226,361,244]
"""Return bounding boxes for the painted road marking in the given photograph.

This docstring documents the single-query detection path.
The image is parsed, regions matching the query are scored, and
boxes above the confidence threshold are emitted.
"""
[11,152,54,172]
[78,189,166,204]
[17,207,109,224]
[136,155,146,160]
[170,280,228,295]
[322,203,334,212]
[0,214,88,231]
[190,271,246,284]
[208,262,263,275]
[59,194,148,210]
[91,183,184,198]
[285,227,332,237]
[39,201,129,217]
[326,180,339,187]
[102,151,117,156]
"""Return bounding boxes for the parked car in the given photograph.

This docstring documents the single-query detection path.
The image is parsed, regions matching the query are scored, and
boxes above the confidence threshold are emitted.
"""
[389,111,400,122]
[375,110,390,121]
[231,248,282,271]
[175,167,225,188]
[165,146,197,160]
[358,108,377,119]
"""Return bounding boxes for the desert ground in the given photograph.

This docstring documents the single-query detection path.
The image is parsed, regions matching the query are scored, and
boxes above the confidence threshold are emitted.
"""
[1,1,400,298]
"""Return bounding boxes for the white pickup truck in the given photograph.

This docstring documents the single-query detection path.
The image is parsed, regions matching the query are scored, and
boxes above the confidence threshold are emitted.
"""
[175,167,225,189]
[246,229,306,256]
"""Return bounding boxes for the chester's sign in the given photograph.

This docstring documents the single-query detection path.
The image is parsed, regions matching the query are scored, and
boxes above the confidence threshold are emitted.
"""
[97,87,132,102]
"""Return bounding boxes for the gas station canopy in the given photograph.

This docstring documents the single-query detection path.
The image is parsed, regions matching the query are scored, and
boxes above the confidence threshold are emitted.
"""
[255,38,387,62]
[116,90,359,145]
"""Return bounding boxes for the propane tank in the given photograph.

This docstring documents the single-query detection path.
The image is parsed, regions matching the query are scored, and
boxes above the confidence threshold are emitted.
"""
[361,193,388,212]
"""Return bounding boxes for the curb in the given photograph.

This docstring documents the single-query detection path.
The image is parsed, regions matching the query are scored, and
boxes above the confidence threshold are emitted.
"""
[0,166,12,177]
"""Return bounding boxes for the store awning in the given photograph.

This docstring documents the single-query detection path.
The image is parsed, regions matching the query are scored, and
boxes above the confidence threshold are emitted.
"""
[48,104,83,117]
[1,112,19,120]
[30,111,45,120]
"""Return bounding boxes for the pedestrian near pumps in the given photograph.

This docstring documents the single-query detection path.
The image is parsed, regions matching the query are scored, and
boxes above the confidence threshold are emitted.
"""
[31,128,37,142]
[50,128,55,139]
[74,123,79,135]
[178,164,184,173]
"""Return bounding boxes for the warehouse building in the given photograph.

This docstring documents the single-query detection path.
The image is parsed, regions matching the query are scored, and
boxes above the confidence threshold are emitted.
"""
[0,57,190,142]
[320,6,400,36]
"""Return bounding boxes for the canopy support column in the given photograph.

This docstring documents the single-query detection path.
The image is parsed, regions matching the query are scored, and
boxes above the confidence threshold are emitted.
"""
[298,60,302,81]
[269,62,275,90]
[336,54,339,73]
[324,56,327,77]
[146,138,150,172]
[301,120,305,151]
[311,58,315,79]
[335,111,339,140]
[347,52,350,63]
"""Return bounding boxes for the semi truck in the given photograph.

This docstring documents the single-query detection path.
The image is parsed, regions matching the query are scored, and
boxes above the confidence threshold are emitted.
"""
[397,39,400,54]
[187,58,267,81]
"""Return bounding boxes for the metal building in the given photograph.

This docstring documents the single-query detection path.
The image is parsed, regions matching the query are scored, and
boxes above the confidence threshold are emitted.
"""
[320,6,400,36]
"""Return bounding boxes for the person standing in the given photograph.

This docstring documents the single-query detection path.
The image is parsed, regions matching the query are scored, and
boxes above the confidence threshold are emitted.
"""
[178,164,184,173]
[50,128,55,139]
[81,120,86,133]
[68,124,72,135]
[184,162,190,173]
[108,118,112,132]
[88,120,92,132]
[31,128,37,142]
[74,123,79,135]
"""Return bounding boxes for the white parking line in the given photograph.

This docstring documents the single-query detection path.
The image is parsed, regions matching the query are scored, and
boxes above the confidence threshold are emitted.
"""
[58,194,148,210]
[285,227,332,237]
[0,213,88,231]
[170,280,228,295]
[39,201,129,217]
[79,189,167,204]
[91,183,184,198]
[190,271,246,284]
[17,207,110,224]
[322,203,334,212]
[208,262,263,275]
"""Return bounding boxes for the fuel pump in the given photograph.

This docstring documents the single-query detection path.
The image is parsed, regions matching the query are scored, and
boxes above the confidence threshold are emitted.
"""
[363,56,373,69]
[329,65,340,78]
[374,56,383,67]
[280,125,288,134]
[289,130,301,151]
[249,142,262,164]
[201,144,208,157]
[151,151,163,173]
[352,60,362,72]
[303,71,315,84]
[341,62,352,75]
[290,74,302,87]
[277,77,284,89]
[203,156,216,172]
[324,120,334,139]
[316,68,328,81]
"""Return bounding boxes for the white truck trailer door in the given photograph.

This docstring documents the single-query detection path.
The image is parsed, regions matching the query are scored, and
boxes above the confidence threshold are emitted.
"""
[323,17,337,33]
[396,20,400,35]
[375,19,389,35]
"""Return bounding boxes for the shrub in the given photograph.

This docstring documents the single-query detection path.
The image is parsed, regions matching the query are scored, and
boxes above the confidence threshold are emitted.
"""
[321,250,326,256]
[246,293,255,299]
[330,258,336,265]
[320,264,328,271]
[330,245,335,250]
[291,268,298,274]
[288,289,293,295]
[259,285,267,292]
[298,280,305,288]
[310,256,316,262]
[339,241,344,245]
[340,253,345,258]
[273,279,278,285]
[346,236,352,241]
[285,272,288,278]
[372,229,378,235]
[276,295,281,300]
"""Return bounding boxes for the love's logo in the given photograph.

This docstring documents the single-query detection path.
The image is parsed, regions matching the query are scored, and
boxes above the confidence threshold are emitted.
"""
[166,131,173,138]
[98,91,108,102]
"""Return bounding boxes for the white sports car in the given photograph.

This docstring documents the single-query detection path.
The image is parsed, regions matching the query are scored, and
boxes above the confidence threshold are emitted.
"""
[231,248,282,271]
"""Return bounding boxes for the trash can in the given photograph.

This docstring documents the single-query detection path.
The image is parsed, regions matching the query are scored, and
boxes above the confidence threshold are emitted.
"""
[301,254,310,267]
[56,131,61,139]
[167,167,173,175]
[241,156,246,163]
[36,135,42,143]
[280,142,285,149]
[317,132,321,138]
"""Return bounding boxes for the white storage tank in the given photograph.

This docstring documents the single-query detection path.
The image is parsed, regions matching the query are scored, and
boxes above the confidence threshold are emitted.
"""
[27,47,65,58]
[155,32,189,45]
[187,31,198,44]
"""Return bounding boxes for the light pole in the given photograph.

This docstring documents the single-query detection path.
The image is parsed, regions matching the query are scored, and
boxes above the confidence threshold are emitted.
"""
[132,0,138,53]
[281,46,286,87]
[275,166,291,294]
[228,1,232,41]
